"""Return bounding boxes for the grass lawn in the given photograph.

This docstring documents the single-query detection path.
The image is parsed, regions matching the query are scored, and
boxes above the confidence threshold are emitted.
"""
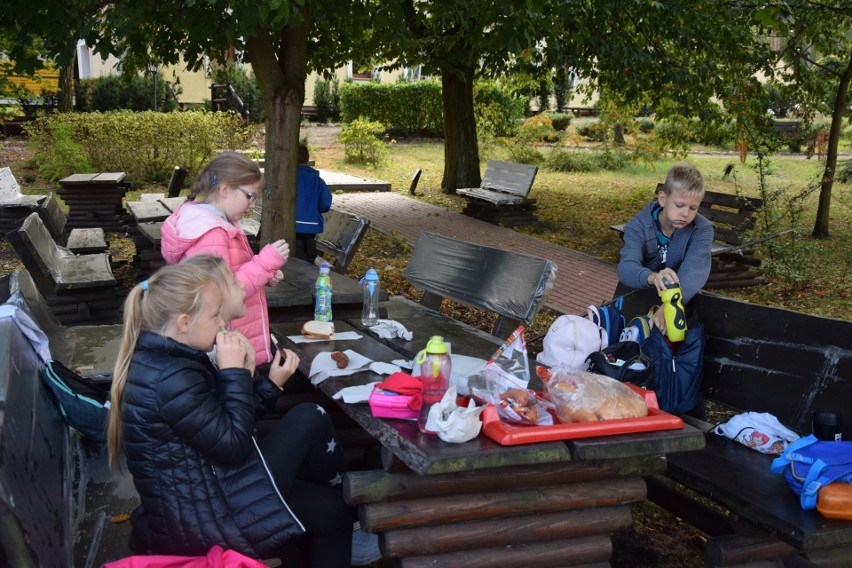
[308,132,851,320]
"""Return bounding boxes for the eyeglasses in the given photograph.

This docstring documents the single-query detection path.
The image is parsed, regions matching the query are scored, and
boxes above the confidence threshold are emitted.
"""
[234,186,258,203]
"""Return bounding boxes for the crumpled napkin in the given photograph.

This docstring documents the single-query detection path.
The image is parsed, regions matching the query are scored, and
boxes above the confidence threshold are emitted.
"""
[369,320,413,340]
[369,361,403,375]
[332,382,381,403]
[425,386,485,444]
[308,349,372,385]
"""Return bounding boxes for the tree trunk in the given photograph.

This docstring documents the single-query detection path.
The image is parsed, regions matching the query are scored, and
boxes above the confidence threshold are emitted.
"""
[57,52,74,112]
[247,14,310,246]
[812,46,852,238]
[441,66,480,194]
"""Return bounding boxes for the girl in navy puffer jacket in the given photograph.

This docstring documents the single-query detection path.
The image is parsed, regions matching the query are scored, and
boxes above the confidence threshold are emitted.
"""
[107,258,353,566]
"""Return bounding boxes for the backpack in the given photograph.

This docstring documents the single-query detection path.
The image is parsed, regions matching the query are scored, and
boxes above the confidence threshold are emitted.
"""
[587,296,626,347]
[536,314,607,370]
[586,340,654,388]
[770,434,852,510]
[641,321,705,414]
[40,360,111,442]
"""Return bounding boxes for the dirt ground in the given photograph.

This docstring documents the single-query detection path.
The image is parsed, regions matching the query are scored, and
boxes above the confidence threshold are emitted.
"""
[0,132,708,568]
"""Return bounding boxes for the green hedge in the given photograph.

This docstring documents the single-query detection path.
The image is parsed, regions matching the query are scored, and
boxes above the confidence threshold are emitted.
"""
[26,110,250,182]
[340,80,524,137]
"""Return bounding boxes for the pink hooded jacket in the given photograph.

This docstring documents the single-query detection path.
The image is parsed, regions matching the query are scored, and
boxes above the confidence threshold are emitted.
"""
[160,202,285,365]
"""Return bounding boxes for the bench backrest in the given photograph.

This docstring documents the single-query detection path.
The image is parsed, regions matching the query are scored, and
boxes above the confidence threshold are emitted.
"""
[621,287,852,438]
[0,316,73,566]
[480,160,539,198]
[316,209,370,274]
[699,190,763,246]
[36,192,68,242]
[0,166,22,202]
[167,166,188,198]
[403,232,556,337]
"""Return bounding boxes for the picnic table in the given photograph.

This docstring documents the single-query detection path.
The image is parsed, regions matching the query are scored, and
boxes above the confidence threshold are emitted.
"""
[270,296,705,566]
[57,172,129,232]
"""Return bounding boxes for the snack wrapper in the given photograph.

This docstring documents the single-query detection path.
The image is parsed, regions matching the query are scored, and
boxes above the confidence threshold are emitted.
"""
[468,326,553,425]
[539,366,648,423]
[425,386,485,443]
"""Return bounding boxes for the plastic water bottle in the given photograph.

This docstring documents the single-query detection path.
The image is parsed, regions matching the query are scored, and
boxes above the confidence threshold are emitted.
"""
[416,336,452,434]
[359,268,380,326]
[661,280,687,342]
[314,263,333,321]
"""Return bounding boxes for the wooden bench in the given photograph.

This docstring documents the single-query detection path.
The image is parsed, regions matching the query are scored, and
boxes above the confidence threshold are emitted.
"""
[403,231,556,338]
[620,287,852,567]
[316,208,370,274]
[611,186,769,289]
[0,166,47,236]
[37,192,109,254]
[456,160,539,226]
[6,212,126,325]
[0,272,138,567]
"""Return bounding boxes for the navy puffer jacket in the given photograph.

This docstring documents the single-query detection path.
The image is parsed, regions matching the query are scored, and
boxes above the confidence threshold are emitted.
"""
[122,332,304,558]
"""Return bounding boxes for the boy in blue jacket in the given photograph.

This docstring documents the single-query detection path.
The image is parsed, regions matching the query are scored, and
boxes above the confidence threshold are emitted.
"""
[295,144,333,263]
[617,162,715,335]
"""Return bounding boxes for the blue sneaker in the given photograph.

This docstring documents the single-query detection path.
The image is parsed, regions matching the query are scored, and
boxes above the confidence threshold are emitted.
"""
[352,523,381,566]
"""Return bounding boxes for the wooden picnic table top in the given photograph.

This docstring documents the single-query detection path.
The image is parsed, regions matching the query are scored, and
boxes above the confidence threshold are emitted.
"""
[59,172,126,185]
[272,299,705,476]
[126,199,171,223]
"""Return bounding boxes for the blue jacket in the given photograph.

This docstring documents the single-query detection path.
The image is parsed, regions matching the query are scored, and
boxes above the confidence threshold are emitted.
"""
[122,332,304,558]
[296,165,332,235]
[617,200,715,303]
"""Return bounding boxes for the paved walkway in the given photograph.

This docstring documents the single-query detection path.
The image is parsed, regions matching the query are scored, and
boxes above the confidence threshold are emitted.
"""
[332,192,619,316]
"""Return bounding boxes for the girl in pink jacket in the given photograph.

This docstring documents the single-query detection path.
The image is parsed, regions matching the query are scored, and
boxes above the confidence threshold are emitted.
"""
[160,152,288,365]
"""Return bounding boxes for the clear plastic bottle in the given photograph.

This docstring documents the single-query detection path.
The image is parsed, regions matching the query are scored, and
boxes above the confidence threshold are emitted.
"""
[314,263,333,321]
[359,268,380,326]
[416,336,452,434]
[660,280,687,342]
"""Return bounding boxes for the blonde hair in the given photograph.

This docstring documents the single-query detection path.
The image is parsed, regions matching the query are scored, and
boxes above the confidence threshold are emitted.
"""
[107,260,219,469]
[188,151,263,202]
[663,162,705,199]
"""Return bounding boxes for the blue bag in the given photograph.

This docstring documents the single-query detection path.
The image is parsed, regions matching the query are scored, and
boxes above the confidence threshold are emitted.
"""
[587,296,626,347]
[769,434,852,510]
[40,360,110,442]
[641,321,704,414]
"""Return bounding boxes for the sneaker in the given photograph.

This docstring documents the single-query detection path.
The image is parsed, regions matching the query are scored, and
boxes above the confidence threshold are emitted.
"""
[352,523,381,566]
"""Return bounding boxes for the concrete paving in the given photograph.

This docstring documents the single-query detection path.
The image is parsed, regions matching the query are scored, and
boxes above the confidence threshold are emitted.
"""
[332,192,620,316]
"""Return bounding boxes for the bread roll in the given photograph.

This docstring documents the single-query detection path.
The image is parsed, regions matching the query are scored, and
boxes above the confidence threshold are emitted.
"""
[546,370,648,423]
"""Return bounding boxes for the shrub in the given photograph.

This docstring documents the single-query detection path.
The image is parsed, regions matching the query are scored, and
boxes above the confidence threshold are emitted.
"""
[545,148,630,173]
[336,117,389,167]
[637,118,655,133]
[313,77,341,123]
[31,121,91,181]
[518,114,557,144]
[339,79,525,138]
[545,112,572,131]
[87,73,180,113]
[576,121,605,141]
[25,110,249,182]
[505,143,544,165]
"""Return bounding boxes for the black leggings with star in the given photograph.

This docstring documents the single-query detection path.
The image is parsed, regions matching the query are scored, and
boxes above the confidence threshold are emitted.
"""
[260,402,353,567]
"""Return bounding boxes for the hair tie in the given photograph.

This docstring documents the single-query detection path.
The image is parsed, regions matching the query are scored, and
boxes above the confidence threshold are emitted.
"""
[210,172,218,187]
[140,279,149,291]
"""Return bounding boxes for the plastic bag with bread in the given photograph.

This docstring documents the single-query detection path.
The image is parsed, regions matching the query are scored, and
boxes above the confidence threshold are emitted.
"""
[543,367,648,423]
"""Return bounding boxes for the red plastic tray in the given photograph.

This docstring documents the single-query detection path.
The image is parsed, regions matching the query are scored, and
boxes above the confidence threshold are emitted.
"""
[480,385,684,445]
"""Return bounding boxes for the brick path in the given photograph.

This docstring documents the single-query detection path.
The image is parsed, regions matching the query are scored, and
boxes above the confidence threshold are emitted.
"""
[332,192,619,316]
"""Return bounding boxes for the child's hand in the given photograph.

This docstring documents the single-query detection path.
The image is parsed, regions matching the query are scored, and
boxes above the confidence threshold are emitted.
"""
[271,239,290,262]
[649,269,680,294]
[650,306,667,335]
[215,330,249,370]
[269,348,300,389]
[267,269,284,287]
[232,332,256,376]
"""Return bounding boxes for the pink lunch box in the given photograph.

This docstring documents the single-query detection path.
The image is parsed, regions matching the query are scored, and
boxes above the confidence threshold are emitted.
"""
[368,386,418,420]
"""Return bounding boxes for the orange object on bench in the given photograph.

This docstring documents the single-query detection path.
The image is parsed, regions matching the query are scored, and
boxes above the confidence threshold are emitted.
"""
[818,483,852,521]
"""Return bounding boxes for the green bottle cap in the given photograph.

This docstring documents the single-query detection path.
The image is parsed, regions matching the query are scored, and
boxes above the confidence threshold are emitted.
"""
[425,335,448,354]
